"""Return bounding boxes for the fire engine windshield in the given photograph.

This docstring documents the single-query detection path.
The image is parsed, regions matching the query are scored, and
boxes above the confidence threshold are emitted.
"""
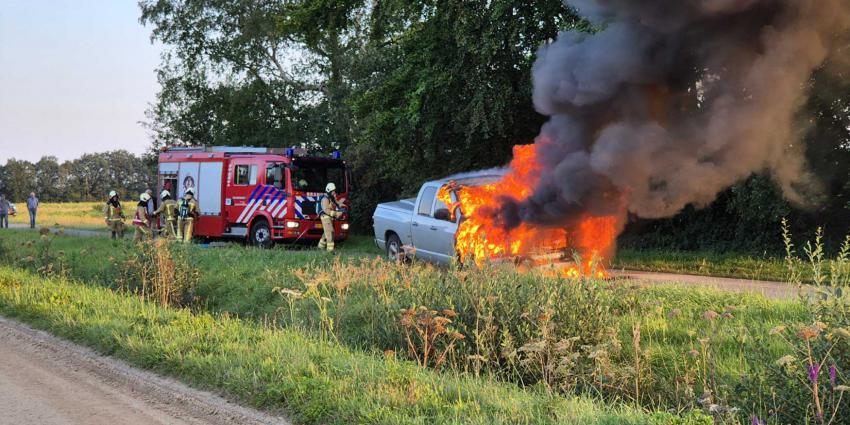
[291,160,347,193]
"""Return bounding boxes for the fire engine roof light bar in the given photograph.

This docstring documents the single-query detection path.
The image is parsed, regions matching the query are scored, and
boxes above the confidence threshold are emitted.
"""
[332,150,342,159]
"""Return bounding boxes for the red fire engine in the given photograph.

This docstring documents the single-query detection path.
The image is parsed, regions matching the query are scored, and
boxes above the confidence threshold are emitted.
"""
[157,146,350,246]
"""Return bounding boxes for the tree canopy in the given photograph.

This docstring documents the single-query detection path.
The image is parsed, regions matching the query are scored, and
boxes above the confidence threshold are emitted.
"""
[138,0,850,249]
[0,152,153,203]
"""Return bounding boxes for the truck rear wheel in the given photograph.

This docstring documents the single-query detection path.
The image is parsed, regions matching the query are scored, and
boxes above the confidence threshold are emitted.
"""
[250,220,272,249]
[386,233,403,263]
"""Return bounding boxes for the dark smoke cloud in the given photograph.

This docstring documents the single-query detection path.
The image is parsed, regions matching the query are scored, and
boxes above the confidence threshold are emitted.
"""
[497,0,850,230]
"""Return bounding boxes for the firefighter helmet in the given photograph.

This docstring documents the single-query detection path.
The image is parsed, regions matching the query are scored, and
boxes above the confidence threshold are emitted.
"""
[325,182,337,193]
[140,192,151,202]
[160,190,171,200]
[185,188,195,196]
[108,190,118,198]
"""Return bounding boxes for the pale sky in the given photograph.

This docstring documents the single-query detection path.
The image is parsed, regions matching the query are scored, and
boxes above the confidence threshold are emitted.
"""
[0,0,162,163]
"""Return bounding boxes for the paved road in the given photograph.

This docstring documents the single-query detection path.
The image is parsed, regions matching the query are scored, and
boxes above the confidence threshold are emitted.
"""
[609,270,808,300]
[0,316,289,425]
[8,223,108,237]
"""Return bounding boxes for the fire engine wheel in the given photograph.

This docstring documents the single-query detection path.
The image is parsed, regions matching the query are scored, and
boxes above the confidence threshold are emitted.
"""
[250,220,273,249]
[386,233,404,263]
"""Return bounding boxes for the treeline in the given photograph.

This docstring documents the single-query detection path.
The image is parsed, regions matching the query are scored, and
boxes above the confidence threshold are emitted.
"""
[136,1,849,251]
[0,151,153,203]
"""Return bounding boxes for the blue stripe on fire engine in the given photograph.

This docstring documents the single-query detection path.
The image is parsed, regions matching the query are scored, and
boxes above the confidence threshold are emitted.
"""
[241,186,273,223]
[265,191,284,212]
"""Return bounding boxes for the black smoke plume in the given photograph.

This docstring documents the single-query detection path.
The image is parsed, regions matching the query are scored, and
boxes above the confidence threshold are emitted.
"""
[497,0,850,231]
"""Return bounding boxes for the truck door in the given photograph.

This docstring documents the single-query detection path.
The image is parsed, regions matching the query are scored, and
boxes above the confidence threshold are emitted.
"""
[410,185,457,263]
[226,159,259,233]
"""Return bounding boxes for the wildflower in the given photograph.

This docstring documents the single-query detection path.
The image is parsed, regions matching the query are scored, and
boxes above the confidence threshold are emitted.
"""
[688,349,700,358]
[835,328,850,339]
[830,364,837,386]
[722,312,734,319]
[769,325,786,335]
[775,355,796,367]
[751,415,763,425]
[703,310,719,321]
[797,326,821,341]
[808,364,821,384]
[668,308,682,318]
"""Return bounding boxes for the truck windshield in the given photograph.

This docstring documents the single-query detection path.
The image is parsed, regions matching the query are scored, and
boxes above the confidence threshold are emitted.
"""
[291,161,346,193]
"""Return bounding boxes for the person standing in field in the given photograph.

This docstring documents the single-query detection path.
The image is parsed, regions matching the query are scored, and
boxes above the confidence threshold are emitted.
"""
[317,182,345,252]
[153,190,178,239]
[0,194,10,229]
[176,188,199,243]
[145,189,158,237]
[26,192,38,229]
[133,192,153,242]
[104,190,126,239]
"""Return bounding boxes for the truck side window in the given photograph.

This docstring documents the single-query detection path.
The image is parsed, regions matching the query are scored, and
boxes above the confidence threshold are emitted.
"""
[433,198,453,222]
[249,165,258,185]
[265,164,283,188]
[418,187,436,216]
[234,165,250,185]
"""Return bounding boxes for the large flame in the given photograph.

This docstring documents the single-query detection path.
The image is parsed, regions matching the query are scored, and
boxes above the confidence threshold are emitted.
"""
[438,144,621,277]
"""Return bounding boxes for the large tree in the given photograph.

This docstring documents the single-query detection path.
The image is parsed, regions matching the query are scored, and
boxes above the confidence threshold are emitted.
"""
[139,0,580,230]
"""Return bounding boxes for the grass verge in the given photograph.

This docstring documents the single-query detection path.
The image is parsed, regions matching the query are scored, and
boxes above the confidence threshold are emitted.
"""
[0,266,702,424]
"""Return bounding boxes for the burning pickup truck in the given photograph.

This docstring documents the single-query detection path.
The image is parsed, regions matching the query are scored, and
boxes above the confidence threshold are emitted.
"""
[372,167,618,277]
[372,174,502,264]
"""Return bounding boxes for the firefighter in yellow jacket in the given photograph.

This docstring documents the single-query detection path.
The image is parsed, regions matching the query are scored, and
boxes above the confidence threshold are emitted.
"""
[153,190,178,239]
[176,188,200,243]
[103,190,125,239]
[317,182,345,251]
[133,192,153,242]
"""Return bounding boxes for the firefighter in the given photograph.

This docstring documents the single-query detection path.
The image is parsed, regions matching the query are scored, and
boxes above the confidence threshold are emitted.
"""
[103,190,125,239]
[133,192,153,242]
[153,190,178,239]
[176,188,200,243]
[317,182,345,252]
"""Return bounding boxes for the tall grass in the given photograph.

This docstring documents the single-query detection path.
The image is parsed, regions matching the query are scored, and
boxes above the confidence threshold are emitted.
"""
[2,224,850,423]
[0,266,704,425]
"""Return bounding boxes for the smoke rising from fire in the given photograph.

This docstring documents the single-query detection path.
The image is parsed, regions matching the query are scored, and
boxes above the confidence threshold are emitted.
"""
[497,0,850,232]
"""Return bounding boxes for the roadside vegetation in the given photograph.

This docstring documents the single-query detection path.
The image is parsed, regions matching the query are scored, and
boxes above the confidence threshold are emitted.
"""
[0,266,696,424]
[2,227,850,423]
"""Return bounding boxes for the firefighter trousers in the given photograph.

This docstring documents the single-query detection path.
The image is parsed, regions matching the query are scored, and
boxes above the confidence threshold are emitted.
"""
[177,218,194,243]
[107,220,125,239]
[161,219,177,239]
[317,215,335,251]
[133,223,151,242]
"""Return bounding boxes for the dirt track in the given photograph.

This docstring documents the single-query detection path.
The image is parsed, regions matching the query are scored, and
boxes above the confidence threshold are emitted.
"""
[0,316,288,425]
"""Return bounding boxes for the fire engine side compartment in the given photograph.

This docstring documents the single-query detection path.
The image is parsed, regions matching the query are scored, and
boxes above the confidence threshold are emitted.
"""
[157,154,227,238]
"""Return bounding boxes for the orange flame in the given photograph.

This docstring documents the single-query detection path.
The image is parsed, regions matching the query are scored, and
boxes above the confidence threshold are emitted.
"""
[438,144,621,276]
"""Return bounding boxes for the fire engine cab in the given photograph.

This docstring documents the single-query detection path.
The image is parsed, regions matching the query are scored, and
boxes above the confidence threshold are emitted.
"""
[157,146,350,247]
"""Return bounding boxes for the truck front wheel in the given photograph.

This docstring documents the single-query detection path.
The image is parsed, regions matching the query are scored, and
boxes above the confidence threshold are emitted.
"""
[250,220,272,249]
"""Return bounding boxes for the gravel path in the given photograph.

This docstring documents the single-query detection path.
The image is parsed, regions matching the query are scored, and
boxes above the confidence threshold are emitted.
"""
[0,316,289,425]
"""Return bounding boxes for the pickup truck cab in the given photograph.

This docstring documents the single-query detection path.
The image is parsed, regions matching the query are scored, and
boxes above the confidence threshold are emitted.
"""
[372,175,501,264]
